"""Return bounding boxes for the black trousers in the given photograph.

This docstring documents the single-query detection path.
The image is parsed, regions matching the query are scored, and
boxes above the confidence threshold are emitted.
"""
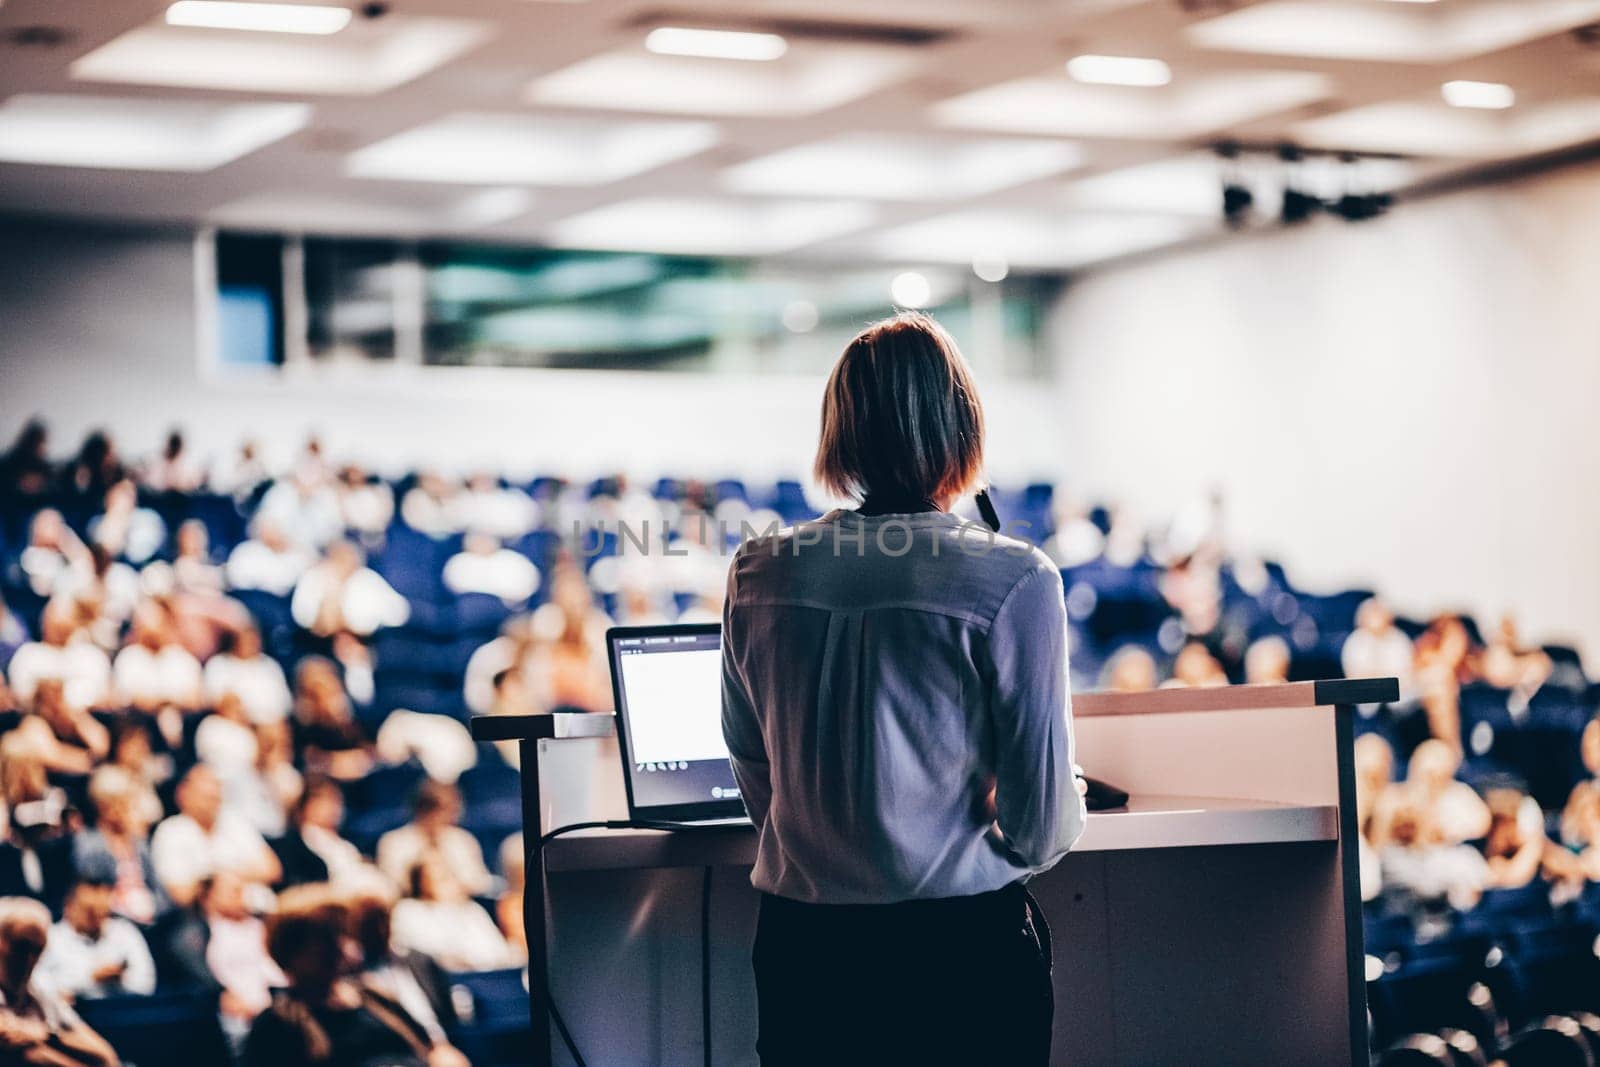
[753,882,1053,1066]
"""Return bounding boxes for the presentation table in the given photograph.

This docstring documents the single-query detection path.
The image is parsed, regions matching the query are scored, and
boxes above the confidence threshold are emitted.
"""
[471,676,1395,1066]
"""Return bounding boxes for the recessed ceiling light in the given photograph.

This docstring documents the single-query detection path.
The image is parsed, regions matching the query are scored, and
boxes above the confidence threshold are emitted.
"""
[166,1,352,35]
[722,134,1081,201]
[871,210,1209,270]
[1066,54,1172,88]
[347,113,720,186]
[890,271,932,308]
[0,93,310,171]
[546,197,874,256]
[644,27,787,61]
[1442,79,1514,110]
[451,187,535,228]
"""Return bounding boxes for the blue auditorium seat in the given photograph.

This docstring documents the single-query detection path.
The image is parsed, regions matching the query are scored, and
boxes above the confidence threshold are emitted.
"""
[1368,955,1504,1052]
[446,967,532,1067]
[454,592,519,637]
[76,989,231,1067]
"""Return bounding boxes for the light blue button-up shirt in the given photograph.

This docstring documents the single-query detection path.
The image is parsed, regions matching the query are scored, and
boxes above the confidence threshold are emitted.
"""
[721,509,1086,905]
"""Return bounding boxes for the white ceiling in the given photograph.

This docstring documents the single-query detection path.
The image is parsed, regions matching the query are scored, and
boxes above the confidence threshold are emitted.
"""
[1,0,1598,271]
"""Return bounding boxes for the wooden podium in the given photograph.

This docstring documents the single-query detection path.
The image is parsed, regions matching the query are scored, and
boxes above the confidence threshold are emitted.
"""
[471,676,1394,1066]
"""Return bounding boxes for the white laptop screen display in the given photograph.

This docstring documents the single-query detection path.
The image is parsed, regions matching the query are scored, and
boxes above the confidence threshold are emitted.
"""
[613,629,741,814]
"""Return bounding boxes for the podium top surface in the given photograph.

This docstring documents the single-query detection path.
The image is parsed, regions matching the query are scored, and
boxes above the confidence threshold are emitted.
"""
[468,677,1398,741]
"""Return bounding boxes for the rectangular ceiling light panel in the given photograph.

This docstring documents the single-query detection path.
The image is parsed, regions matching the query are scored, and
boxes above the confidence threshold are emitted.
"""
[721,134,1083,200]
[72,15,489,94]
[0,93,310,170]
[346,113,720,185]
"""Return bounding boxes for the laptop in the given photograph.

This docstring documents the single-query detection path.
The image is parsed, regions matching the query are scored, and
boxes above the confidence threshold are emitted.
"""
[606,623,750,827]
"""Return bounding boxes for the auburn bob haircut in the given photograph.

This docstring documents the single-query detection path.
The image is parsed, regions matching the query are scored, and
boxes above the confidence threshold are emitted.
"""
[814,312,985,505]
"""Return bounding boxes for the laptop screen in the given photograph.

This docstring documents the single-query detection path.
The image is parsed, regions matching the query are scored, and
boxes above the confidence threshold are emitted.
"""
[608,625,745,820]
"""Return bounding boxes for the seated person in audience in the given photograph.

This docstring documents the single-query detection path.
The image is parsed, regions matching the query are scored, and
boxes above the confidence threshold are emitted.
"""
[104,724,167,831]
[1376,792,1490,910]
[1353,734,1395,902]
[1243,635,1291,685]
[333,465,394,538]
[204,624,292,726]
[35,877,155,1000]
[165,519,225,597]
[525,563,613,712]
[0,897,119,1067]
[255,468,342,552]
[111,601,203,714]
[1342,599,1416,707]
[226,517,313,597]
[63,432,126,511]
[1407,739,1491,844]
[210,439,267,499]
[17,509,90,600]
[456,473,538,541]
[463,618,536,718]
[255,719,302,828]
[57,549,139,654]
[73,766,166,927]
[0,597,29,678]
[150,765,280,908]
[376,783,492,899]
[400,472,464,538]
[390,856,516,973]
[161,870,286,1046]
[1475,614,1553,703]
[272,777,367,889]
[7,598,111,713]
[1158,555,1221,637]
[292,540,410,640]
[1161,641,1229,688]
[1414,615,1475,746]
[292,658,372,781]
[612,575,671,627]
[89,480,166,567]
[30,679,109,772]
[441,531,539,605]
[246,885,465,1067]
[141,429,202,494]
[1100,646,1158,694]
[196,693,288,839]
[0,739,74,916]
[346,886,458,1048]
[0,421,54,505]
[1042,500,1105,568]
[1479,786,1584,897]
[497,835,525,957]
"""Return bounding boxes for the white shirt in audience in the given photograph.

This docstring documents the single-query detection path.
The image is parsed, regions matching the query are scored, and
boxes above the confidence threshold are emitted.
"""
[376,825,493,898]
[256,481,343,551]
[462,635,523,717]
[442,550,540,605]
[113,644,203,707]
[302,825,369,886]
[7,640,112,711]
[205,916,284,1016]
[390,899,515,972]
[150,811,273,894]
[1342,628,1416,701]
[204,654,292,724]
[1380,844,1489,910]
[36,916,156,999]
[455,488,539,540]
[226,540,312,597]
[291,565,409,637]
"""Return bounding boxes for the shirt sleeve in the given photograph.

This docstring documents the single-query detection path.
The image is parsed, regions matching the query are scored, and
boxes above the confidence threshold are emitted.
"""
[986,558,1086,873]
[720,554,773,828]
[117,920,157,995]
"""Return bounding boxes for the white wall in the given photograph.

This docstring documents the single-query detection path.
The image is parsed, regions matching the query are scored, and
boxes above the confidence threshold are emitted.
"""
[0,219,1067,490]
[1050,158,1600,655]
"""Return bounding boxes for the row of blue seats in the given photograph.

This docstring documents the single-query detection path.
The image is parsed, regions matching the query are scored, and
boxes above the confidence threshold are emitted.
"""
[71,966,531,1067]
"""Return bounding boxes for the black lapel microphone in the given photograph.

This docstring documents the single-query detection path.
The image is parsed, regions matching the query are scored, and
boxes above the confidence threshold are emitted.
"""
[974,487,1002,533]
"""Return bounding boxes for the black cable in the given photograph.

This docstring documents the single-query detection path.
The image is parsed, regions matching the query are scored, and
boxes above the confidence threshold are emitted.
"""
[702,865,713,1067]
[534,820,729,1067]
